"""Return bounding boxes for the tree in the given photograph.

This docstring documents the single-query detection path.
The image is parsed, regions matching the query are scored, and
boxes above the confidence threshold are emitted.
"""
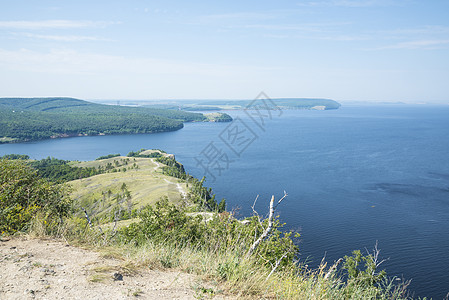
[217,198,226,213]
[0,159,72,234]
[343,242,387,288]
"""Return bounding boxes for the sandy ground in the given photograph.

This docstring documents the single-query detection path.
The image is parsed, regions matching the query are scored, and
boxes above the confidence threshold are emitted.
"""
[0,237,212,300]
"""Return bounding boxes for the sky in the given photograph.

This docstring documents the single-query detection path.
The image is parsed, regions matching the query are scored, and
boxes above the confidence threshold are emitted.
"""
[1,0,449,103]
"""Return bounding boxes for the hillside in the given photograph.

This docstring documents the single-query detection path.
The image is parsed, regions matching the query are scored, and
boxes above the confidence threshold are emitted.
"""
[68,151,190,224]
[138,98,341,111]
[0,97,208,143]
[0,97,206,121]
[198,98,342,110]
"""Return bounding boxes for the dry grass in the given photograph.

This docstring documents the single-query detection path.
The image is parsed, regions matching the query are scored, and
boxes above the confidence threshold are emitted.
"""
[69,156,188,221]
[107,239,410,300]
[28,209,411,300]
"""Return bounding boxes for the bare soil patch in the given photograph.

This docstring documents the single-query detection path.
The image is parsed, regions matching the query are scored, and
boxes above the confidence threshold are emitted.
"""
[0,237,207,299]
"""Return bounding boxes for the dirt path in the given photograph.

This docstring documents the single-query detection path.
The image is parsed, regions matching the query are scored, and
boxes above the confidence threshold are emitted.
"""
[151,158,162,171]
[0,237,204,299]
[163,178,187,199]
[152,158,188,199]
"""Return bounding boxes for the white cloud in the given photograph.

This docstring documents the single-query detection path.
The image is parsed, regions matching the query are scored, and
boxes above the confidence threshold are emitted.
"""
[0,48,265,76]
[375,39,449,50]
[0,20,117,30]
[20,33,113,42]
[381,25,449,36]
[238,22,370,42]
[198,12,277,23]
[297,0,404,7]
[241,22,350,32]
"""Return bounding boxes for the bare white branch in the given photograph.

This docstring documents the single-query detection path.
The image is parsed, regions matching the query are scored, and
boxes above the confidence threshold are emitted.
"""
[251,194,263,227]
[274,190,288,209]
[324,258,343,279]
[246,193,288,258]
[266,251,289,280]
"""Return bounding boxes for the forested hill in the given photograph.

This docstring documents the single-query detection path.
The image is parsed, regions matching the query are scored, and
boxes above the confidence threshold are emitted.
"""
[138,97,341,111]
[199,98,341,110]
[0,97,206,122]
[0,97,207,143]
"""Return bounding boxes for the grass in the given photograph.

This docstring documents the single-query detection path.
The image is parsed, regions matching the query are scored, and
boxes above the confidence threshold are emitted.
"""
[92,239,408,299]
[28,210,413,299]
[0,137,17,143]
[88,273,110,283]
[69,155,188,222]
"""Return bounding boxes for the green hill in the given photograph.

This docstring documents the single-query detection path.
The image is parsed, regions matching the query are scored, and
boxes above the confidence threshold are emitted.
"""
[198,98,341,110]
[0,97,206,121]
[141,97,341,111]
[0,97,207,143]
[69,152,189,223]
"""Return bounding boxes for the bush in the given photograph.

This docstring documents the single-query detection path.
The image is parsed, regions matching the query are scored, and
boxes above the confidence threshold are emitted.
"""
[96,154,120,160]
[119,197,205,246]
[0,159,72,235]
[127,149,162,158]
[0,154,30,160]
[118,198,298,268]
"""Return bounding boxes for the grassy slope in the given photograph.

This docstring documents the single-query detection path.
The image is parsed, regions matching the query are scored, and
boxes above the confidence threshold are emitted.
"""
[69,153,188,220]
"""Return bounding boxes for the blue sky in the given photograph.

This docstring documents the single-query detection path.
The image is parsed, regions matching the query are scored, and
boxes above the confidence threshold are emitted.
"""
[1,0,448,103]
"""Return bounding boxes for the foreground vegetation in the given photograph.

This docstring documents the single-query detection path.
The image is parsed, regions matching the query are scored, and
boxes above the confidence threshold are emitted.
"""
[1,152,415,299]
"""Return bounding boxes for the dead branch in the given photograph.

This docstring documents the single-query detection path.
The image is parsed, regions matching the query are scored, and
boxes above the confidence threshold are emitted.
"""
[245,191,288,258]
[110,209,120,238]
[251,195,263,227]
[266,251,289,280]
[81,207,93,228]
[81,207,103,234]
[324,258,343,279]
[365,240,388,276]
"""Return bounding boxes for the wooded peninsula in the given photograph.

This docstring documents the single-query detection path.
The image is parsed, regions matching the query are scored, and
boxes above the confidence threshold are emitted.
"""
[0,97,232,143]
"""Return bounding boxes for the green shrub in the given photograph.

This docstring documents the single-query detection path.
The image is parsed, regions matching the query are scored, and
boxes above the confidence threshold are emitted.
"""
[127,149,162,158]
[341,248,388,298]
[118,198,298,268]
[119,197,205,246]
[30,157,103,182]
[0,159,72,235]
[0,154,30,160]
[96,153,120,160]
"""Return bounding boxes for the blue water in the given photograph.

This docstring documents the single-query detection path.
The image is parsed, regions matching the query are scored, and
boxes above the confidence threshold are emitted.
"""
[1,105,449,299]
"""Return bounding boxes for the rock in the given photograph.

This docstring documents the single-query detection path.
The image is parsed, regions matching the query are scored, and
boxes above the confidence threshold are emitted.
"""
[113,272,123,281]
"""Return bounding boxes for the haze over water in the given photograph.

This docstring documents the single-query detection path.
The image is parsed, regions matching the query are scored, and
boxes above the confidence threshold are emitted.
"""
[1,105,449,299]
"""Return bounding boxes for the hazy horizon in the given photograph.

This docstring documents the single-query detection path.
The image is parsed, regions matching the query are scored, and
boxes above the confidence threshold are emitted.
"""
[88,97,447,105]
